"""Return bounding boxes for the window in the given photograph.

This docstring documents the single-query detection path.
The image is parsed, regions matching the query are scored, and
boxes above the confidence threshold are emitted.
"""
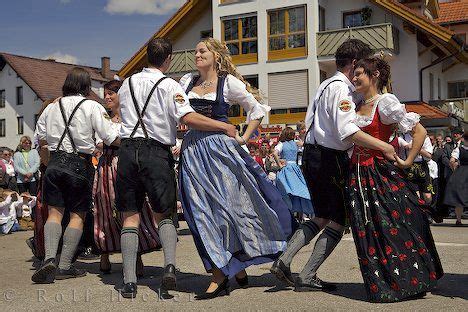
[228,104,241,117]
[319,6,325,31]
[17,116,24,135]
[200,29,212,39]
[0,90,5,108]
[16,86,23,105]
[437,78,441,100]
[447,81,468,98]
[290,107,307,113]
[222,15,257,64]
[0,119,5,137]
[429,73,434,100]
[268,6,307,60]
[454,33,466,44]
[271,109,288,115]
[343,10,363,28]
[34,114,40,128]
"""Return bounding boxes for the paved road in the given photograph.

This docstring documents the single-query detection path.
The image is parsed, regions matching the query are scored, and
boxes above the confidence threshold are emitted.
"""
[0,220,467,311]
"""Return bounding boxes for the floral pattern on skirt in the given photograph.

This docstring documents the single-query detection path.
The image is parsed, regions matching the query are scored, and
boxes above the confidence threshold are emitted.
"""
[348,158,442,302]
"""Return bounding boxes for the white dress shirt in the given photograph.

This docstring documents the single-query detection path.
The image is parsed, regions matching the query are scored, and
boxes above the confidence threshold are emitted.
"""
[119,68,195,145]
[398,135,432,162]
[179,73,270,122]
[35,96,118,154]
[304,71,361,150]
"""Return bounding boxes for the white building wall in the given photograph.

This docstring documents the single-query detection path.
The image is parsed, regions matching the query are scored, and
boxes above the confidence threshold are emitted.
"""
[173,8,213,51]
[212,0,320,123]
[0,64,42,149]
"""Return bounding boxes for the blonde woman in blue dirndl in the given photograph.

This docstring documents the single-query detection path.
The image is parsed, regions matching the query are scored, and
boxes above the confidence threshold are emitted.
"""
[179,38,294,300]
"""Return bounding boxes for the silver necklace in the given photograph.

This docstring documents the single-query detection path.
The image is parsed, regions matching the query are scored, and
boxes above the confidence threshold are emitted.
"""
[365,94,380,104]
[199,80,215,90]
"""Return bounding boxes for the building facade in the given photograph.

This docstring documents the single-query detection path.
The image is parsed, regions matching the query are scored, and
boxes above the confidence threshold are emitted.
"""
[0,53,116,149]
[119,0,468,131]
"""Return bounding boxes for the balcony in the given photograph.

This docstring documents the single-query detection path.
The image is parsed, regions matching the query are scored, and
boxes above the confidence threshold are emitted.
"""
[429,98,468,122]
[317,23,399,58]
[167,49,196,74]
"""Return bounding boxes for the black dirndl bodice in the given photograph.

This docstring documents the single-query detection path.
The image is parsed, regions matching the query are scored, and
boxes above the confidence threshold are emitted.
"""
[185,75,230,123]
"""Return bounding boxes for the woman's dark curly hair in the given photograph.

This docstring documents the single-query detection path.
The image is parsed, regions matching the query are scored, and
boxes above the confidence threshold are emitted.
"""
[355,57,391,92]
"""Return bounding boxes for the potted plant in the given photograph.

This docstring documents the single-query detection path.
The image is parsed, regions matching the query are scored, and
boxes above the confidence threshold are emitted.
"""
[361,6,373,25]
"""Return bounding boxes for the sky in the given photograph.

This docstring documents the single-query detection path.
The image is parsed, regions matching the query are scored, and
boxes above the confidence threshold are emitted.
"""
[0,0,186,70]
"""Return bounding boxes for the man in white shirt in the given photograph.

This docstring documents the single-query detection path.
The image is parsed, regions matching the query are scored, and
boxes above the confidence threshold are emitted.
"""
[271,39,396,292]
[32,67,119,284]
[115,38,236,298]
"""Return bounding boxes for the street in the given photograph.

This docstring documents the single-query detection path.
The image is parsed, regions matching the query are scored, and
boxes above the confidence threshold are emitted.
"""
[0,220,466,311]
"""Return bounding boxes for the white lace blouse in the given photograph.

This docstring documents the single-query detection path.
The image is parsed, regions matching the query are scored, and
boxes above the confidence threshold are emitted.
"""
[353,93,420,133]
[179,73,270,122]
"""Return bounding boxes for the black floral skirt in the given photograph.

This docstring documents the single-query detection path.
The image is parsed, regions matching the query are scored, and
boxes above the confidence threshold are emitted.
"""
[347,158,443,302]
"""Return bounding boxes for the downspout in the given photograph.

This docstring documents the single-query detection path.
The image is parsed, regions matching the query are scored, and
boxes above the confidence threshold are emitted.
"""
[419,38,465,102]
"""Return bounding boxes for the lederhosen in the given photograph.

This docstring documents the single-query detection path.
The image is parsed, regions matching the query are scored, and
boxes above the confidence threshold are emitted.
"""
[400,134,433,194]
[302,80,350,226]
[115,76,176,215]
[43,98,95,212]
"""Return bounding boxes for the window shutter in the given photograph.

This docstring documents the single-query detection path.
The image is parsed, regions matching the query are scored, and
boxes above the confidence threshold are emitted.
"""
[268,70,308,109]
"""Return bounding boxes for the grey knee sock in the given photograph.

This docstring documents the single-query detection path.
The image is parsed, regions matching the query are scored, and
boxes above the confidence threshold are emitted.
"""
[279,221,321,267]
[158,219,177,267]
[121,227,139,284]
[58,227,83,270]
[44,221,63,261]
[298,226,343,283]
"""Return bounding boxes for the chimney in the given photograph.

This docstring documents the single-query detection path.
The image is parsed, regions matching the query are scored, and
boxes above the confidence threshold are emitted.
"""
[101,56,111,79]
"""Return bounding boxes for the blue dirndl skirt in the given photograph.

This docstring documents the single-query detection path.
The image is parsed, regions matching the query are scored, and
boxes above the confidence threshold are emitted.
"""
[179,130,295,278]
[276,162,314,215]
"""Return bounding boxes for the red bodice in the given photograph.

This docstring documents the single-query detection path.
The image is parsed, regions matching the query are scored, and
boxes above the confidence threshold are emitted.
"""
[351,110,397,166]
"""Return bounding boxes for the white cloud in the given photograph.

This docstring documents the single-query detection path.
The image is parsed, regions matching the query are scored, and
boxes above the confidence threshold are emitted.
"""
[104,0,185,15]
[42,52,79,64]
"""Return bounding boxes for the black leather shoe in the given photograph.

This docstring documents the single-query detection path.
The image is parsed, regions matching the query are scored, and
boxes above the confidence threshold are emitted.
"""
[32,258,57,284]
[161,264,177,290]
[235,274,249,288]
[195,278,230,300]
[121,283,137,299]
[78,247,99,260]
[270,259,294,286]
[294,276,337,292]
[55,266,87,280]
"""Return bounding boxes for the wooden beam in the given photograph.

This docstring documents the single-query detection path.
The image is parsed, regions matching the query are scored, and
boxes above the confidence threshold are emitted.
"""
[418,44,436,56]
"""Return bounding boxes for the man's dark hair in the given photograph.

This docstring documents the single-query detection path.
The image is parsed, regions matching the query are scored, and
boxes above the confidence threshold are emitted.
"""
[62,67,91,96]
[147,38,172,67]
[452,127,464,135]
[335,39,373,69]
[103,80,123,93]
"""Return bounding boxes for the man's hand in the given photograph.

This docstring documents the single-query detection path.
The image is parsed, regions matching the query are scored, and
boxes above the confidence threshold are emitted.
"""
[394,154,412,169]
[381,142,397,161]
[223,124,237,138]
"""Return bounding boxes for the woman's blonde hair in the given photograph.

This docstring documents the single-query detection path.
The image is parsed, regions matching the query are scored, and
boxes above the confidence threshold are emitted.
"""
[201,38,262,102]
[17,135,32,152]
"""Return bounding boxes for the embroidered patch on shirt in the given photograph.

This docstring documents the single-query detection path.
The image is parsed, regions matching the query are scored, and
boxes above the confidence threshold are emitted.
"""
[339,100,352,112]
[103,112,111,120]
[174,93,186,105]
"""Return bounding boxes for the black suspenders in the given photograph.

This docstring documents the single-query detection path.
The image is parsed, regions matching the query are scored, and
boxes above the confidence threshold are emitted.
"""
[56,98,87,153]
[305,79,344,144]
[128,76,168,139]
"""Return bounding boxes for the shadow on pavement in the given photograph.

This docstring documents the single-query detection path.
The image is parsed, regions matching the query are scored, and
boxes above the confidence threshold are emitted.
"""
[431,273,468,300]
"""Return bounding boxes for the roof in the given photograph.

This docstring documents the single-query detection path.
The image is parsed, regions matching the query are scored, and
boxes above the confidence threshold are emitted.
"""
[118,0,210,78]
[434,1,468,25]
[404,101,449,119]
[0,52,117,103]
[371,0,468,63]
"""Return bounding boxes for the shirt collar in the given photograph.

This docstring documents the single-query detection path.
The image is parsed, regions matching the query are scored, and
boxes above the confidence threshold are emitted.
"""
[142,67,163,74]
[335,71,356,92]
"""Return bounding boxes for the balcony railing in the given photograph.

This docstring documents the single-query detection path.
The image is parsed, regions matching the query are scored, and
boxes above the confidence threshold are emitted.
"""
[429,98,468,121]
[167,49,196,74]
[317,23,399,58]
